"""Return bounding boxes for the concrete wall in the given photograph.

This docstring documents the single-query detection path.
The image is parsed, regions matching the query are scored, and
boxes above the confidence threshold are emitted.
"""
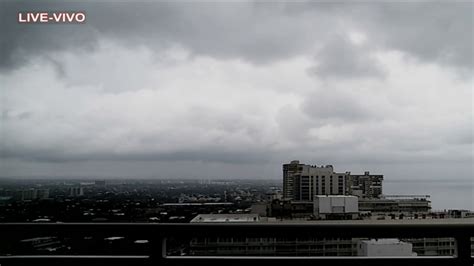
[313,195,359,219]
[314,196,359,215]
[357,239,413,256]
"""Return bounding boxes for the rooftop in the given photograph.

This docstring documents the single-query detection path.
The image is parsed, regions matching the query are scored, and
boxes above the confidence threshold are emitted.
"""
[264,217,474,225]
[190,214,261,223]
[361,238,408,245]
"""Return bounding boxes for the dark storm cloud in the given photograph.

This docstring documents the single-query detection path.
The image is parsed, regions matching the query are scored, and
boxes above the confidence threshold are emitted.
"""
[0,1,321,70]
[0,145,273,164]
[1,1,472,73]
[0,1,100,71]
[359,2,473,70]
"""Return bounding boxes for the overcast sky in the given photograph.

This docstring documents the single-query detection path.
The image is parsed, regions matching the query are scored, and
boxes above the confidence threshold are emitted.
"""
[0,1,472,182]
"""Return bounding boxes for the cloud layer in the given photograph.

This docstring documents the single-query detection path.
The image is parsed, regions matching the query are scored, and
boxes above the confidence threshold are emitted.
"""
[0,1,472,181]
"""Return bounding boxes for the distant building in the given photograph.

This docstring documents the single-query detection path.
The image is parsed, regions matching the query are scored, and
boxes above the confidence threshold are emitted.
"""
[250,203,268,217]
[359,196,431,214]
[345,171,383,198]
[313,195,359,220]
[69,187,84,197]
[0,196,11,206]
[268,199,314,218]
[447,209,474,219]
[15,189,50,201]
[20,189,36,201]
[283,161,385,201]
[35,189,50,200]
[283,160,346,201]
[357,239,414,256]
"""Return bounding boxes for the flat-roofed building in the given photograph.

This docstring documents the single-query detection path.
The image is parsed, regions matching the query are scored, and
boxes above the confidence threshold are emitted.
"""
[283,160,346,201]
[358,196,431,214]
[346,171,383,198]
[187,218,474,257]
[314,195,359,220]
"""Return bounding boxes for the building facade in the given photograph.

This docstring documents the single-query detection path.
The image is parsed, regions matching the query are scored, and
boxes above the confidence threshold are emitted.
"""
[357,239,414,256]
[358,196,431,214]
[283,161,384,201]
[69,187,84,197]
[345,171,383,198]
[313,195,359,220]
[14,189,50,201]
[188,214,358,256]
[187,214,473,257]
[283,161,346,201]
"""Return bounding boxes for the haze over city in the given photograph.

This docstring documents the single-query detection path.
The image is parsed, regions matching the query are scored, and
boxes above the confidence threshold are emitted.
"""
[1,2,472,187]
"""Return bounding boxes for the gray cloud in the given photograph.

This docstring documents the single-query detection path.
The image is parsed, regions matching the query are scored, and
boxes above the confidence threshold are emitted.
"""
[359,3,473,71]
[0,2,322,70]
[301,88,374,122]
[310,34,386,79]
[2,2,472,72]
[0,1,472,181]
[0,1,100,71]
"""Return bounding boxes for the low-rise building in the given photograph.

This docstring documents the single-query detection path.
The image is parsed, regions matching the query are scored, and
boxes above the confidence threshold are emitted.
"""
[447,209,474,219]
[69,187,84,197]
[359,196,431,214]
[406,237,456,256]
[14,189,50,201]
[357,238,414,256]
[313,195,359,220]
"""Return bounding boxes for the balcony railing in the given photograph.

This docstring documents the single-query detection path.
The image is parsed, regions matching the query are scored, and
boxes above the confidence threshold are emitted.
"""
[0,222,473,266]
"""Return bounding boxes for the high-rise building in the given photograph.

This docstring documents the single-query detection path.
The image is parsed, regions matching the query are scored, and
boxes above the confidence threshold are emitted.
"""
[283,160,347,201]
[283,161,385,201]
[346,171,383,198]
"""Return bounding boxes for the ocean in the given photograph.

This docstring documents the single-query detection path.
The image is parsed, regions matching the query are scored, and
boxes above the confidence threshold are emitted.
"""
[384,179,473,211]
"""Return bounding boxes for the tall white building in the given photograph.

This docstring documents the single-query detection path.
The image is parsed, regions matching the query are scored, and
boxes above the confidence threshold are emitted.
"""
[283,160,346,201]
